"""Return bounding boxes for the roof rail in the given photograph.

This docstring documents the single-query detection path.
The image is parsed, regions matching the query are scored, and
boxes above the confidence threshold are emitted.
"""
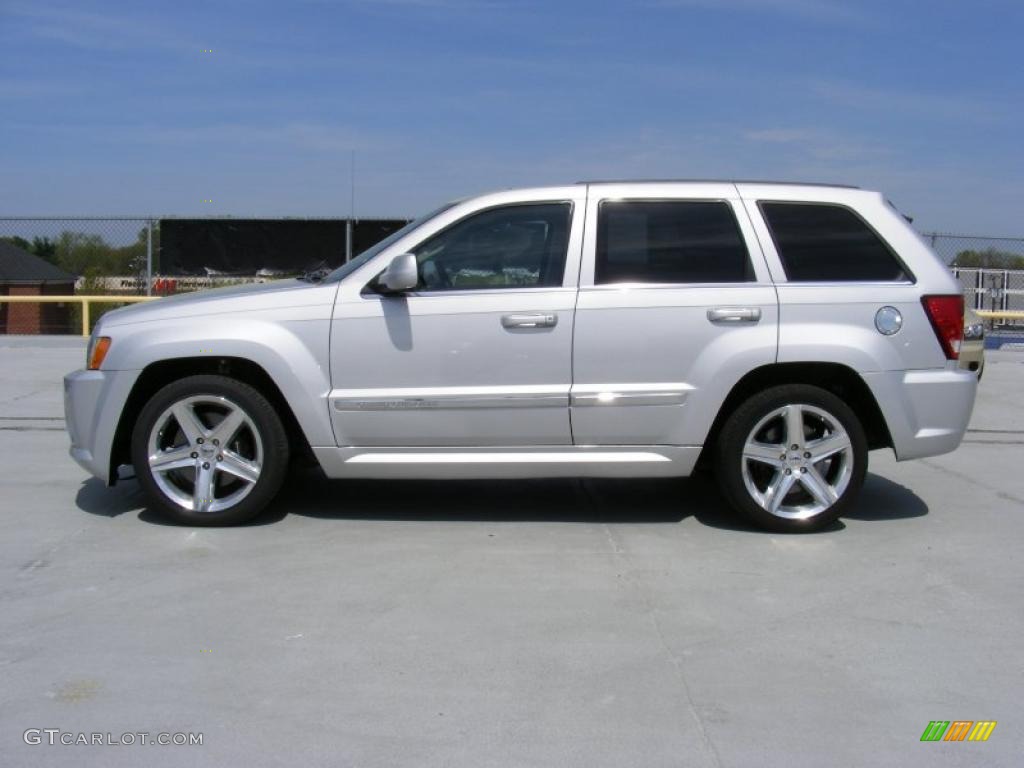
[575,179,861,189]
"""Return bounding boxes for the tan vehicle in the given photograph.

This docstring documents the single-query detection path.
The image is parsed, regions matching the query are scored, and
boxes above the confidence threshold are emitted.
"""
[961,309,985,378]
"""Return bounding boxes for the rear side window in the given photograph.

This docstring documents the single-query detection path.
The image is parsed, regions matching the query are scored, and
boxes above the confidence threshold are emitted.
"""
[760,202,908,282]
[596,201,753,284]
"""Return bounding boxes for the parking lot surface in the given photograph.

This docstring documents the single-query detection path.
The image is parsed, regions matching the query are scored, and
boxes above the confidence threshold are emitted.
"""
[1,336,1022,767]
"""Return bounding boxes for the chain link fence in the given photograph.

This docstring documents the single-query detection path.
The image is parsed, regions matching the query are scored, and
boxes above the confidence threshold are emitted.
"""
[930,234,1024,327]
[0,218,156,333]
[0,216,406,333]
[0,217,155,294]
[2,217,1024,333]
[951,266,1024,320]
[0,216,409,294]
[922,233,1024,268]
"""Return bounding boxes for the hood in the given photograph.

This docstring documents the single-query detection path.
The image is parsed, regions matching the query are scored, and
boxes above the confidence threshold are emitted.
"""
[99,279,338,327]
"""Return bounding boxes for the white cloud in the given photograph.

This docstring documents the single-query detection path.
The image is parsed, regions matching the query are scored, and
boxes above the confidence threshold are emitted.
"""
[132,122,383,154]
[5,3,193,52]
[653,0,870,24]
[743,129,818,143]
[323,0,507,9]
[742,126,893,162]
[808,80,1003,122]
[0,78,77,99]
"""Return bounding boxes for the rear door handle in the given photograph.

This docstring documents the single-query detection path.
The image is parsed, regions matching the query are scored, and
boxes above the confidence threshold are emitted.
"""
[501,312,558,329]
[707,307,762,324]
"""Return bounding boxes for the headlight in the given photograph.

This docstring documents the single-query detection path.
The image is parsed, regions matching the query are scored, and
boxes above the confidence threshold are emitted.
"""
[963,323,985,341]
[87,335,112,370]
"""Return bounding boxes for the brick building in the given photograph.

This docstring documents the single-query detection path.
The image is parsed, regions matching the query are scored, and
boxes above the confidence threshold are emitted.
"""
[0,240,76,334]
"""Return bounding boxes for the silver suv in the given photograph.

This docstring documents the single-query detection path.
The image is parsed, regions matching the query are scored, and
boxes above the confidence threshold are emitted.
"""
[64,181,976,531]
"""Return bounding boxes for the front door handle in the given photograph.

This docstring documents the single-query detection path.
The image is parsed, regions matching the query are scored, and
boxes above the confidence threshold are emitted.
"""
[501,312,558,329]
[707,307,762,324]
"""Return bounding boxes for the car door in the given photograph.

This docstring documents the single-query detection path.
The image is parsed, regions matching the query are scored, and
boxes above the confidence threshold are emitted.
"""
[570,183,778,447]
[329,188,585,446]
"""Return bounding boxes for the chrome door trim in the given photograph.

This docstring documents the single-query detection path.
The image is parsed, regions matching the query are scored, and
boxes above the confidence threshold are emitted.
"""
[569,383,693,407]
[577,282,775,292]
[363,286,581,300]
[331,385,568,411]
[344,450,672,464]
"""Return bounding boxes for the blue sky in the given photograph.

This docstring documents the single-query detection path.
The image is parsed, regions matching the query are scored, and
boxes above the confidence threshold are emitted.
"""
[1,0,1021,234]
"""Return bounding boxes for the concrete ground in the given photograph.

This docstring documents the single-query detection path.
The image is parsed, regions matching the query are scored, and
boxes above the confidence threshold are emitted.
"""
[1,335,1022,767]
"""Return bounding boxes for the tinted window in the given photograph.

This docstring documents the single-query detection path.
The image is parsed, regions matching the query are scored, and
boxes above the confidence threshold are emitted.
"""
[760,202,908,282]
[411,203,571,291]
[596,201,753,284]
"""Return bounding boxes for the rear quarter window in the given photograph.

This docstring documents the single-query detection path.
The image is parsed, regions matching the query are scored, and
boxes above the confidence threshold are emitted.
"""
[759,202,910,282]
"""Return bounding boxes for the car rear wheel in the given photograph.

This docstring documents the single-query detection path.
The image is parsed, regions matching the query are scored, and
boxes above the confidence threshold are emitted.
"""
[715,384,867,532]
[131,375,289,525]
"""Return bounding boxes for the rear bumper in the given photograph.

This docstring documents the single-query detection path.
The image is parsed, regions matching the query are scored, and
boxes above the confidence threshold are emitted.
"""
[959,339,985,376]
[862,367,977,461]
[64,368,140,484]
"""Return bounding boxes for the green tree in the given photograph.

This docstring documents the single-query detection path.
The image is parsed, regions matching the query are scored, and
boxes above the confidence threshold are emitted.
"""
[0,235,61,266]
[31,236,58,264]
[951,248,1024,269]
[55,231,135,275]
[118,225,155,277]
[0,235,32,251]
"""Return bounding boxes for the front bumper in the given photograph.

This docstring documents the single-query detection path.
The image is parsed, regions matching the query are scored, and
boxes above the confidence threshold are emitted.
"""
[862,367,977,461]
[64,368,140,484]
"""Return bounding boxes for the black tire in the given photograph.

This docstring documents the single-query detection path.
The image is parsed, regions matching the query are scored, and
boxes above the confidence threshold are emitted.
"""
[131,375,290,525]
[715,384,867,533]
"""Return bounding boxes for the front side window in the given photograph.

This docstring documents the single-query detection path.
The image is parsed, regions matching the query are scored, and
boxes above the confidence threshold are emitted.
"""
[410,203,572,291]
[760,202,909,282]
[595,201,753,284]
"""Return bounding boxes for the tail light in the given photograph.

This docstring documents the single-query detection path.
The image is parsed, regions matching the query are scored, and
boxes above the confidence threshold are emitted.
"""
[921,295,964,360]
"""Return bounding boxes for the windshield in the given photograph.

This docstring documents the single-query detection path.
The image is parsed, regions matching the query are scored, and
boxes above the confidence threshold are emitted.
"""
[321,202,459,284]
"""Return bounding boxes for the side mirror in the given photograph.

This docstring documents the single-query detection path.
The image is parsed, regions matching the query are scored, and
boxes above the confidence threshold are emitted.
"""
[378,253,419,293]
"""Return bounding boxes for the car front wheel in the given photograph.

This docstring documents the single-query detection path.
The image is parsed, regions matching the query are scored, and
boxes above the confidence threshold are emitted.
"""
[131,375,289,525]
[715,384,867,532]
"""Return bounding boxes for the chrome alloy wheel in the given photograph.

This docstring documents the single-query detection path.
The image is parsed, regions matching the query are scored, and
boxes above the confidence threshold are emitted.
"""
[146,395,263,513]
[740,403,853,520]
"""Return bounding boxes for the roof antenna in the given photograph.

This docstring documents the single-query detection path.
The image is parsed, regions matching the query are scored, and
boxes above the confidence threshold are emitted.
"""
[350,150,356,221]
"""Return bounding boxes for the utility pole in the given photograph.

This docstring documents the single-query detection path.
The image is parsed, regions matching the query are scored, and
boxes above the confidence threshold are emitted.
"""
[345,150,355,262]
[146,220,153,295]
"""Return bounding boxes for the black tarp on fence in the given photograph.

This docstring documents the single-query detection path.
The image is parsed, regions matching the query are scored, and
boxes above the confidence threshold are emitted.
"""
[159,218,408,276]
